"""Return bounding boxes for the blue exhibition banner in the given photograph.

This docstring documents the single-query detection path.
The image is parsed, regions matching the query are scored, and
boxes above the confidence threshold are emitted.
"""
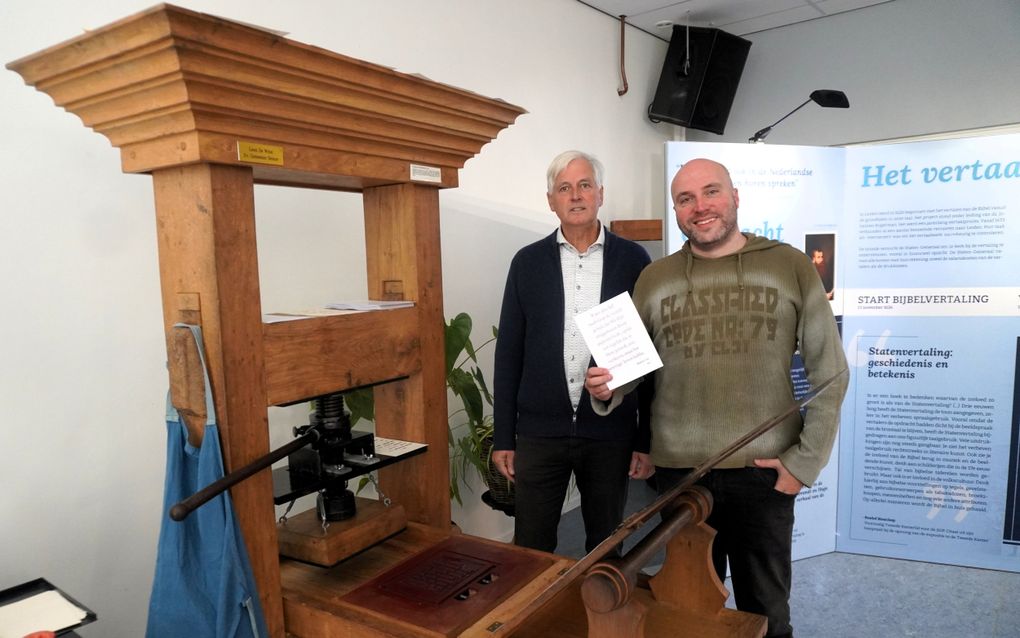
[664,135,1020,571]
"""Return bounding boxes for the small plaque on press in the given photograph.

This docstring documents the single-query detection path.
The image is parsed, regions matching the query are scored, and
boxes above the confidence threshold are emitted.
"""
[237,141,284,166]
[410,163,442,183]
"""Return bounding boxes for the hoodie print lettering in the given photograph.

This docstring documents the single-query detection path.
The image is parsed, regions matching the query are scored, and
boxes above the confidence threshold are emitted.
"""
[659,284,779,359]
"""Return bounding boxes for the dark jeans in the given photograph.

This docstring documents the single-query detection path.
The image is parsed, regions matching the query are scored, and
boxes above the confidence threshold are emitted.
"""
[655,466,796,638]
[513,435,632,554]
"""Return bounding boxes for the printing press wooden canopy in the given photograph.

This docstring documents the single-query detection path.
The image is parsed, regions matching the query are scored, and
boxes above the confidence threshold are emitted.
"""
[7,2,525,189]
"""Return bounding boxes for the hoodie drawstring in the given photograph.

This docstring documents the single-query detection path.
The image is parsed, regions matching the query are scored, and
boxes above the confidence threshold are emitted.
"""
[684,250,694,296]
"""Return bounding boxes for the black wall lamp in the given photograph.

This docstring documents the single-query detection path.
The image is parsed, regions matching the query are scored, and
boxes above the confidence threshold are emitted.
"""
[748,89,849,143]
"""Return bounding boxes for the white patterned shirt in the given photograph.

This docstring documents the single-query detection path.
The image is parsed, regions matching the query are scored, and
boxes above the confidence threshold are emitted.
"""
[557,223,605,412]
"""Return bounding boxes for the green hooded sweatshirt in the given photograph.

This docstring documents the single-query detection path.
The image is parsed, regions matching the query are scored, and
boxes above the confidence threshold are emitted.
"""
[607,233,848,486]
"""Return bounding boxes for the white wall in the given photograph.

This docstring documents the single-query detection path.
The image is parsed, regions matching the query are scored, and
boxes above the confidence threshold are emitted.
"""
[0,1,669,635]
[687,0,1020,147]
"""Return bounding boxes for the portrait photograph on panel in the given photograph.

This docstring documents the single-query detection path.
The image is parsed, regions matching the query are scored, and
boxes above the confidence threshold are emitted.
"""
[805,232,837,301]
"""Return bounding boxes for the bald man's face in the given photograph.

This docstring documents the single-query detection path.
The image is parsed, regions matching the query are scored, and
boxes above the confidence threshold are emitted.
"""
[671,160,741,255]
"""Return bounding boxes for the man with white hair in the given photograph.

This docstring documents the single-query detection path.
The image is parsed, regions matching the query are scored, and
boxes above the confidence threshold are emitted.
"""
[493,150,652,554]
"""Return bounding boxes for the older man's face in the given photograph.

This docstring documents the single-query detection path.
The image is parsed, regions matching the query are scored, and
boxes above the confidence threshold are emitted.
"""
[548,158,603,232]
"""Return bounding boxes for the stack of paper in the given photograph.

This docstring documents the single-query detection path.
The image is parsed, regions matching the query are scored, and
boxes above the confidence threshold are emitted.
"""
[326,300,415,311]
[0,590,88,637]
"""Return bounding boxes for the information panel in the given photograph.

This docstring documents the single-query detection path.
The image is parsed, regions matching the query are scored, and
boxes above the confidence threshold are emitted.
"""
[663,135,1020,571]
[838,135,1020,571]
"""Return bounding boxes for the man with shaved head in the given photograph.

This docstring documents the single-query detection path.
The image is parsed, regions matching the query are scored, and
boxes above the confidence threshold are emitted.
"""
[587,158,848,638]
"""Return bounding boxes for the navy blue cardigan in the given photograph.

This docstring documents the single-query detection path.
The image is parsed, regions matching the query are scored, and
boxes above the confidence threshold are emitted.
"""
[493,229,651,452]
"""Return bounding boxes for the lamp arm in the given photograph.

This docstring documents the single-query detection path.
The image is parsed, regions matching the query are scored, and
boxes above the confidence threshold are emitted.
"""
[748,97,812,143]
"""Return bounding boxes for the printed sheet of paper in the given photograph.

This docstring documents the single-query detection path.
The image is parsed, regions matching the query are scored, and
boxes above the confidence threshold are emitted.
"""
[574,292,662,390]
[373,437,427,457]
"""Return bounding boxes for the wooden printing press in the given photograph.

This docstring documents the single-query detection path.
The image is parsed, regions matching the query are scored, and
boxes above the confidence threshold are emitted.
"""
[8,6,841,635]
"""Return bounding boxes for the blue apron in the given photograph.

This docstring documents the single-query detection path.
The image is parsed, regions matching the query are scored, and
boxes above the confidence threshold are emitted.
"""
[146,324,267,638]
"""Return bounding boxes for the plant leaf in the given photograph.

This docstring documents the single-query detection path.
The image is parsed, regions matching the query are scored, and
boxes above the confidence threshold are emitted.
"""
[445,313,472,374]
[448,367,483,425]
[355,476,371,494]
[471,366,493,406]
[344,387,375,425]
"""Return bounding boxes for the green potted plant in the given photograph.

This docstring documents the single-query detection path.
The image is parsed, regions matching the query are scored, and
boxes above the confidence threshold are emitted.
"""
[444,313,514,512]
[346,312,513,510]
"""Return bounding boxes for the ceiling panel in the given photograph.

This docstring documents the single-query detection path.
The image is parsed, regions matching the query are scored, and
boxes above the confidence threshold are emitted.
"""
[580,0,894,38]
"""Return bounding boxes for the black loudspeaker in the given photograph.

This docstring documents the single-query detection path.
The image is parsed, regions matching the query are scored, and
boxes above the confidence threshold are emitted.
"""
[648,25,751,135]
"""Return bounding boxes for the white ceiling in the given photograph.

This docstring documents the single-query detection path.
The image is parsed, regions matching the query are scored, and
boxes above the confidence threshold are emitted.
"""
[580,0,894,39]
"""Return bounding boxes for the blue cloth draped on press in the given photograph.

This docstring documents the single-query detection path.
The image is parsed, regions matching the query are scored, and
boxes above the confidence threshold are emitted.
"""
[146,323,268,638]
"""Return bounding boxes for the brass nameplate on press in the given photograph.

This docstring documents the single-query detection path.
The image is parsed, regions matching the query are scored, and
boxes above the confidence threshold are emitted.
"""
[237,141,284,166]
